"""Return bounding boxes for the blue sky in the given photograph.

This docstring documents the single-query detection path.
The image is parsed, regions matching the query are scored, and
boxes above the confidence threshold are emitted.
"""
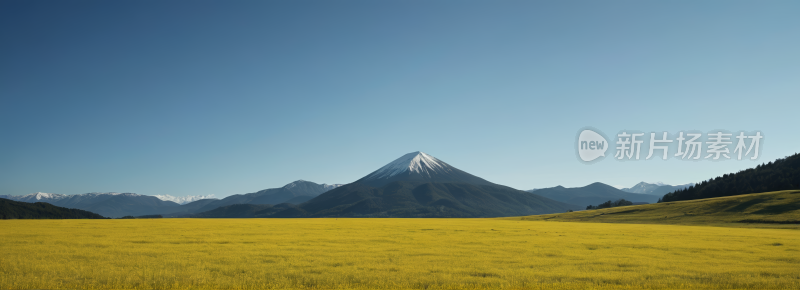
[2,1,798,197]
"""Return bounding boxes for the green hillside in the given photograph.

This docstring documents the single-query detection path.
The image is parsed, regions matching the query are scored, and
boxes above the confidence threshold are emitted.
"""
[514,190,800,228]
[1,198,107,219]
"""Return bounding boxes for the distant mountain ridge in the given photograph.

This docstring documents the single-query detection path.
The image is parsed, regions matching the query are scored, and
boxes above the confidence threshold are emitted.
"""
[621,182,693,196]
[174,180,342,216]
[2,180,343,218]
[531,183,660,208]
[153,194,217,205]
[0,192,179,218]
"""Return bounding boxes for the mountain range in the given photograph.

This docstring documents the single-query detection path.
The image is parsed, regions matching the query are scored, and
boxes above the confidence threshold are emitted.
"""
[2,152,574,218]
[152,194,217,205]
[3,151,797,220]
[1,180,342,218]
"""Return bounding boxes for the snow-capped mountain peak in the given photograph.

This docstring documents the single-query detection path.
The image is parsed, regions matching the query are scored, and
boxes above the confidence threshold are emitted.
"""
[356,151,494,187]
[365,151,451,179]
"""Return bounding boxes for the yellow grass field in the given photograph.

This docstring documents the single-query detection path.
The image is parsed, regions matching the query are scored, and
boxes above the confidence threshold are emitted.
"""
[1,218,799,289]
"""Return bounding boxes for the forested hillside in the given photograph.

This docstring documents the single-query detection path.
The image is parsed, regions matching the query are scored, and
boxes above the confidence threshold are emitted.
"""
[661,153,800,202]
[1,198,107,219]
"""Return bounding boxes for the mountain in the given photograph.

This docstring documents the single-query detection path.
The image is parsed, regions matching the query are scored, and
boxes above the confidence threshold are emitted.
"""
[1,198,106,219]
[172,180,342,216]
[153,194,217,205]
[531,183,660,208]
[354,152,495,187]
[2,192,180,218]
[621,182,693,196]
[273,152,575,218]
[662,153,800,202]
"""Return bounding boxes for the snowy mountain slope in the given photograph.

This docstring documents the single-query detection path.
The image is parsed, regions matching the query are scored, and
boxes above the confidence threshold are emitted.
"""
[363,152,452,179]
[355,151,495,187]
[5,192,72,202]
[153,194,217,205]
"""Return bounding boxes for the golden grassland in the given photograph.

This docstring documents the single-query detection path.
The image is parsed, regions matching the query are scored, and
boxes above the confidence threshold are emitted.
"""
[1,218,799,289]
[515,190,800,229]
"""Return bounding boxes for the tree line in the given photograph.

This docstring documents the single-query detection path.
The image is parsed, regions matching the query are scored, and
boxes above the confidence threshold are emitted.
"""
[586,199,633,210]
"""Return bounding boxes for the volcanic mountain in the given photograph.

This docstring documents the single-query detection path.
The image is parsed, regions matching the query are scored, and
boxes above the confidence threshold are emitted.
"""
[274,152,577,218]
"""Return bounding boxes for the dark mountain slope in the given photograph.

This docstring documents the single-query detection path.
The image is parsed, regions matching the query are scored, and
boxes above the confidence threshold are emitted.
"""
[82,194,180,218]
[184,180,339,214]
[1,198,106,219]
[193,203,308,218]
[301,181,577,217]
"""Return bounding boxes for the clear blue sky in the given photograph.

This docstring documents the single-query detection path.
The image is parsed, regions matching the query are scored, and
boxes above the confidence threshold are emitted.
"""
[2,1,798,197]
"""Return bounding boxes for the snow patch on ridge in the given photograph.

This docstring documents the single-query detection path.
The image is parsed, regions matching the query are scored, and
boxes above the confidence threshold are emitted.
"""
[365,151,451,179]
[322,183,344,190]
[284,180,344,190]
[30,192,68,200]
[153,194,217,205]
[3,192,133,202]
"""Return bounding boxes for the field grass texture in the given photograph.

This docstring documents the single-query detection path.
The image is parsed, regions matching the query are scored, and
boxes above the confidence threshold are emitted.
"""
[1,218,799,289]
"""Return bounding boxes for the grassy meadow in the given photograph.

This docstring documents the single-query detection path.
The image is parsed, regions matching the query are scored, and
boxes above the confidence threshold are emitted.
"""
[516,190,800,229]
[1,218,799,289]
